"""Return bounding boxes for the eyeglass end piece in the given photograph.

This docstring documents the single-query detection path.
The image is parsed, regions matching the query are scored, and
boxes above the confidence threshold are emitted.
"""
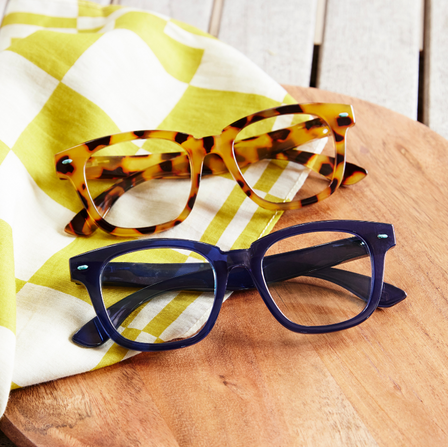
[65,208,98,236]
[72,317,110,348]
[341,163,368,186]
[378,283,407,308]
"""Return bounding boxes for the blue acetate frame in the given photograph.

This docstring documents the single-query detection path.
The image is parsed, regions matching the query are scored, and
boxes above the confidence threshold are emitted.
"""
[69,220,406,352]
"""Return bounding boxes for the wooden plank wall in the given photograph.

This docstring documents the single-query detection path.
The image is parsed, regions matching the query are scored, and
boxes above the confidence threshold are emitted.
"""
[218,0,317,87]
[0,0,446,138]
[112,0,447,141]
[112,0,215,32]
[424,0,448,140]
[318,0,421,119]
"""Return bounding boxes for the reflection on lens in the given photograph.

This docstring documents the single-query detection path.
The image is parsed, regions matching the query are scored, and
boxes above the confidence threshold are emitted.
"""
[100,248,216,345]
[262,231,371,327]
[234,113,334,203]
[85,138,191,229]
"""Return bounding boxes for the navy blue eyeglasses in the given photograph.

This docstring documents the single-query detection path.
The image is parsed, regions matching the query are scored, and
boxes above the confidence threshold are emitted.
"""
[70,220,406,352]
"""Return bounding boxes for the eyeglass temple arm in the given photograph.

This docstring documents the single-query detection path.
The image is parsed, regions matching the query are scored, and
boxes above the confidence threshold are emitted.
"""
[72,238,405,347]
[65,120,367,236]
[100,238,404,306]
[81,119,367,185]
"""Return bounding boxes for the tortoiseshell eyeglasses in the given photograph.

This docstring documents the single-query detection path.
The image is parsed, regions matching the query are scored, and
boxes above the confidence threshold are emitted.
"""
[55,103,367,238]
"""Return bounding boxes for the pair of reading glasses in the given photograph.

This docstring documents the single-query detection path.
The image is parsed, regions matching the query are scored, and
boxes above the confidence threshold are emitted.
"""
[70,220,406,352]
[56,104,367,238]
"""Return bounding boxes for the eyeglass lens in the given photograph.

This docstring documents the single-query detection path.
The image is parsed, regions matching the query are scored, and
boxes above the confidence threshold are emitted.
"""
[234,113,334,203]
[262,231,372,327]
[85,139,191,229]
[100,248,217,345]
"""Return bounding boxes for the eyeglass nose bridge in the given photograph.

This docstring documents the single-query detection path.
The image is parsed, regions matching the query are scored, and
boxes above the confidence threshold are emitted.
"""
[226,248,252,271]
[227,248,251,272]
[222,248,260,292]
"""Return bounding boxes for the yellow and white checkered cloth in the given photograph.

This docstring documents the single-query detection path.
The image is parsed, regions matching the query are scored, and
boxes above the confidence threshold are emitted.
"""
[0,0,311,417]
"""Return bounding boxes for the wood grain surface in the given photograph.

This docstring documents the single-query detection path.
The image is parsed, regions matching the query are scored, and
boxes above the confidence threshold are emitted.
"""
[3,0,447,138]
[318,0,421,119]
[1,86,448,446]
[218,0,317,86]
[423,0,448,139]
[101,0,446,141]
[113,0,214,33]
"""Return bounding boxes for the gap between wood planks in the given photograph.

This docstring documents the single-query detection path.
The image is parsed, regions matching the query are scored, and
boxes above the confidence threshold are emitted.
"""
[65,0,431,126]
[0,0,430,124]
[417,0,427,124]
[208,0,427,125]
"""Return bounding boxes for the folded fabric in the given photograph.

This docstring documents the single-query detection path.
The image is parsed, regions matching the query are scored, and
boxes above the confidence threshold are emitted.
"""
[0,0,310,417]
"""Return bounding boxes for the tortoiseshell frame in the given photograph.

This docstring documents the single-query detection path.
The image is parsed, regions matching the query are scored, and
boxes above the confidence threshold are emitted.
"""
[55,103,364,238]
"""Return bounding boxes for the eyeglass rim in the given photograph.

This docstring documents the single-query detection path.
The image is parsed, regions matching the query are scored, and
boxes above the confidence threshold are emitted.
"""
[69,220,398,352]
[55,103,359,238]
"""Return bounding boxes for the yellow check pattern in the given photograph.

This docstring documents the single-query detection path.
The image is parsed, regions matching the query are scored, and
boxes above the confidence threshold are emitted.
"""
[0,0,306,417]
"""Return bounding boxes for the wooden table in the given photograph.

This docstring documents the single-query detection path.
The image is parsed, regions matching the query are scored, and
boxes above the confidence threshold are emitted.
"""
[1,85,448,446]
[1,0,448,445]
